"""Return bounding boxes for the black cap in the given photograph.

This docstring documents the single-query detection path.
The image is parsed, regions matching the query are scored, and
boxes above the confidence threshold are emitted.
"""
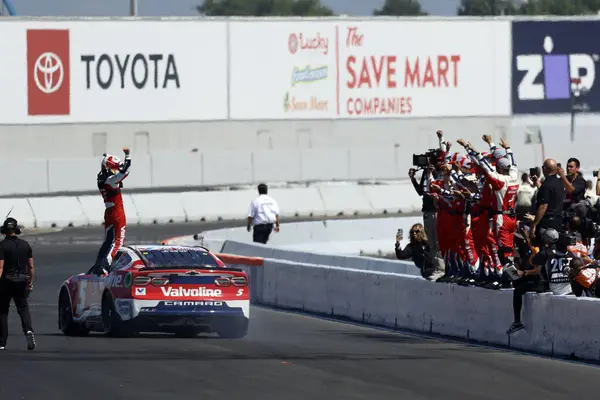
[3,217,17,229]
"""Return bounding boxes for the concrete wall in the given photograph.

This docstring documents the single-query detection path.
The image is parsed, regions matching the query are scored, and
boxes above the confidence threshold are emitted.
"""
[5,114,600,197]
[240,258,600,361]
[1,116,509,157]
[2,114,598,169]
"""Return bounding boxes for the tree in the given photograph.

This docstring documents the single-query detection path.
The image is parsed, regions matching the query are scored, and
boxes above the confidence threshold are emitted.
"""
[518,0,598,15]
[373,0,429,16]
[457,0,519,15]
[196,0,334,16]
[457,0,600,15]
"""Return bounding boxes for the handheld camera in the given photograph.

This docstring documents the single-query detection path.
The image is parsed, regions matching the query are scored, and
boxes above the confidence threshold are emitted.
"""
[413,148,442,168]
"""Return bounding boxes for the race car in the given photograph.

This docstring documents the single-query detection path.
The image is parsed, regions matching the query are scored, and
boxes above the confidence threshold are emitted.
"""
[57,244,249,338]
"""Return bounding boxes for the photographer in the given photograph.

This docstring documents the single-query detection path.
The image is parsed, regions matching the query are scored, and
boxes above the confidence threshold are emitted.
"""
[560,158,586,211]
[529,159,565,247]
[395,223,436,279]
[0,218,36,351]
[409,130,449,281]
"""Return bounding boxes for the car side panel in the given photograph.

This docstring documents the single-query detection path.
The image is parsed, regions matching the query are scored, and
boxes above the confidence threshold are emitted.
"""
[71,275,103,320]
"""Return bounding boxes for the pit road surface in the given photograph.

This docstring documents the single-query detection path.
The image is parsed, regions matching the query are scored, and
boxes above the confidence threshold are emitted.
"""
[0,221,598,400]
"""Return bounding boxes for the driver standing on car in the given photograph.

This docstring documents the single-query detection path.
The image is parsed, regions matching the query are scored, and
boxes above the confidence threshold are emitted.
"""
[93,148,132,271]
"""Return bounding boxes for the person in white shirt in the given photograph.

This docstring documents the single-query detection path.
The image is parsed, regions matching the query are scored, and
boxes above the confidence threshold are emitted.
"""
[247,183,280,244]
[516,172,537,219]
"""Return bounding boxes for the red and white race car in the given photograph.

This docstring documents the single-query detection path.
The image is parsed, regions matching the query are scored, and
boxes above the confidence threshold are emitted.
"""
[57,245,249,338]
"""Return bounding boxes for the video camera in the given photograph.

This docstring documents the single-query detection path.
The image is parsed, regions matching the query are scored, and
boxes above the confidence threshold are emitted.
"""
[413,148,442,168]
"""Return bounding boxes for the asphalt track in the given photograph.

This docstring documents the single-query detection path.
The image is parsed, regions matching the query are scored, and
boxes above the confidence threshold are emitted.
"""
[0,220,599,400]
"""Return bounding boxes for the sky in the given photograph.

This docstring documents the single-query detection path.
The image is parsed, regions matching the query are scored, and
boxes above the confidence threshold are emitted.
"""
[2,0,461,17]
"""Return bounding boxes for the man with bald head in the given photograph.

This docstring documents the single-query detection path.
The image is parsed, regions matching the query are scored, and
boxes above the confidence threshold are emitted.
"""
[529,158,565,246]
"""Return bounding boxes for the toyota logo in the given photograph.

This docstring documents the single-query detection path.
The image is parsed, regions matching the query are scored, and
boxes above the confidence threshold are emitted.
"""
[33,52,64,94]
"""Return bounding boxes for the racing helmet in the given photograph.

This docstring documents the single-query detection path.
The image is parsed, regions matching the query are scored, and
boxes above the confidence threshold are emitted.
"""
[101,153,122,174]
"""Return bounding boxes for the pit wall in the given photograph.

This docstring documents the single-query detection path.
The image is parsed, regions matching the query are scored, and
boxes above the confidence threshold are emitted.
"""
[227,257,600,362]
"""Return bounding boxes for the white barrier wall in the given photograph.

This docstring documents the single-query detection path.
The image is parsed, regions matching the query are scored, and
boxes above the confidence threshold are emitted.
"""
[4,182,422,229]
[3,134,598,197]
[0,149,423,196]
[240,258,600,361]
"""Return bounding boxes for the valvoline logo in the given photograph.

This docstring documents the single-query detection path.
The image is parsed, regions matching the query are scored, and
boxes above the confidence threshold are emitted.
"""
[515,35,598,101]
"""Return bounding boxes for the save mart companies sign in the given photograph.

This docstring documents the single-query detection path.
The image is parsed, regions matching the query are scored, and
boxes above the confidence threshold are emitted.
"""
[228,20,511,119]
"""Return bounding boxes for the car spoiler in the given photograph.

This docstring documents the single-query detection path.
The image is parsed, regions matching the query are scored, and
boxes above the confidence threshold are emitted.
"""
[136,265,244,273]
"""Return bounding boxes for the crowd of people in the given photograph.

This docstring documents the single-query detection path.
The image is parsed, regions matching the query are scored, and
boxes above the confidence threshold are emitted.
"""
[395,131,600,334]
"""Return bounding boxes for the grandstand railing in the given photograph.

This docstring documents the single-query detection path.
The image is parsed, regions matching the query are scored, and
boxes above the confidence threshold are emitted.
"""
[1,0,15,16]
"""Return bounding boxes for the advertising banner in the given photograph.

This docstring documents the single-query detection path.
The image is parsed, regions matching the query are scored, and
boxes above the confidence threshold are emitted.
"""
[229,20,510,119]
[229,21,336,120]
[512,20,600,115]
[1,21,228,124]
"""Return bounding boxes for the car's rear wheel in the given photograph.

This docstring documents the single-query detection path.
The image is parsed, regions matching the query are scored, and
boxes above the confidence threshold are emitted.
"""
[216,319,249,339]
[58,290,89,336]
[101,293,130,337]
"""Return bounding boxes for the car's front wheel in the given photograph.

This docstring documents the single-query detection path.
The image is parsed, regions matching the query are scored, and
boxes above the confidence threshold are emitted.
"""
[58,290,89,337]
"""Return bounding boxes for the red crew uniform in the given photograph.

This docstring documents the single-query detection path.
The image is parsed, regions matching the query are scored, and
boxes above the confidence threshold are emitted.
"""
[471,151,519,277]
[94,150,132,268]
[433,180,452,259]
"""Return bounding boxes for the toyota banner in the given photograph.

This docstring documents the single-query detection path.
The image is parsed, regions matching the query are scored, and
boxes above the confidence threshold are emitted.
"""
[512,20,600,115]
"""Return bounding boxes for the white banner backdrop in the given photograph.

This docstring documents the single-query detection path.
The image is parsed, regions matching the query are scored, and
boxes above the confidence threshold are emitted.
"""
[0,18,512,124]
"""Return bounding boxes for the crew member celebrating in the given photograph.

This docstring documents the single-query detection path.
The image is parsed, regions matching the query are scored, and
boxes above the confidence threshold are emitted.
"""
[93,148,132,271]
[459,138,520,289]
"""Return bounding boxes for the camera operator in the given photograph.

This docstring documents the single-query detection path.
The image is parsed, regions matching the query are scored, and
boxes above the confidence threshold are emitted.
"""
[409,130,449,280]
[529,159,565,247]
[560,158,586,211]
[0,217,36,351]
[395,223,435,279]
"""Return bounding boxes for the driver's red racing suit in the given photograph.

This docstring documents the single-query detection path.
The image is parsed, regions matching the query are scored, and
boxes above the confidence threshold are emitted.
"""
[94,155,132,268]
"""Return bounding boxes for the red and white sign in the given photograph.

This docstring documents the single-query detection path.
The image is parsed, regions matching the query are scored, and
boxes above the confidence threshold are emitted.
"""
[229,20,510,119]
[338,24,468,118]
[27,29,71,116]
[0,21,229,124]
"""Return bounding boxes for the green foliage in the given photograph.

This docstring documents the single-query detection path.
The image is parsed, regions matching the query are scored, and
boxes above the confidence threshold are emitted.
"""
[373,0,429,16]
[457,0,600,15]
[457,0,519,15]
[196,0,334,16]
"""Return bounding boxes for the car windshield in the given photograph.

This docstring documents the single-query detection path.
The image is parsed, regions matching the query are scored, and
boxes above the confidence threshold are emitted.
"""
[138,248,220,269]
